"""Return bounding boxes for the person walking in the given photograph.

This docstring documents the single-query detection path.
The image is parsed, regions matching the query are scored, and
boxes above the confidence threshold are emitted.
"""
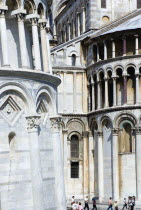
[92,199,97,210]
[84,196,89,210]
[114,201,118,210]
[122,198,127,210]
[107,197,113,210]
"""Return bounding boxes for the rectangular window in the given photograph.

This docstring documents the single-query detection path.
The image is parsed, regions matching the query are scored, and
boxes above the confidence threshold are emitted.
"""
[71,162,79,178]
[137,0,141,8]
[101,0,106,8]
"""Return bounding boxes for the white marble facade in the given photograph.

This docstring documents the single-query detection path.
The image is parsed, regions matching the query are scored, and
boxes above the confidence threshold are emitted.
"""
[50,0,141,205]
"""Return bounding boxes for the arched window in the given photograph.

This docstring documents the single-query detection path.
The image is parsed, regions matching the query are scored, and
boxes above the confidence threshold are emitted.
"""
[101,0,106,8]
[71,135,79,158]
[48,9,53,27]
[72,54,76,66]
[137,0,141,8]
[71,162,79,178]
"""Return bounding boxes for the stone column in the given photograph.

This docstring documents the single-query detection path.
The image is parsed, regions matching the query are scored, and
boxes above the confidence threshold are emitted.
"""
[111,39,115,58]
[91,81,95,111]
[83,131,89,198]
[46,27,52,74]
[123,37,126,56]
[97,45,99,62]
[82,7,86,33]
[68,23,71,40]
[50,117,66,210]
[97,81,101,109]
[112,129,119,201]
[31,18,41,71]
[77,12,80,36]
[135,127,141,200]
[39,21,49,73]
[135,74,140,104]
[62,129,68,196]
[104,41,107,60]
[26,115,44,210]
[97,131,104,202]
[123,75,127,104]
[63,47,67,66]
[104,78,109,108]
[135,35,139,55]
[88,83,91,112]
[0,9,9,67]
[17,13,29,68]
[112,77,117,106]
[88,131,94,200]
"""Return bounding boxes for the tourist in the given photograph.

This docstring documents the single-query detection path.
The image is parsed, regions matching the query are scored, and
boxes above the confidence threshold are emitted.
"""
[78,202,83,210]
[71,196,75,206]
[92,199,97,210]
[72,201,79,210]
[107,197,113,210]
[114,201,118,210]
[122,198,127,210]
[84,196,89,210]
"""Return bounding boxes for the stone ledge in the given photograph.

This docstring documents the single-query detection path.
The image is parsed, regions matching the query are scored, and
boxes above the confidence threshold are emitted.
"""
[0,68,61,86]
[88,105,141,116]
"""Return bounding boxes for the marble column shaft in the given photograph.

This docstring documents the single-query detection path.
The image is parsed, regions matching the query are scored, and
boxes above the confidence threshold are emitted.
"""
[97,132,104,202]
[113,77,117,106]
[40,22,49,73]
[77,13,80,36]
[31,18,41,70]
[17,13,29,68]
[105,78,108,108]
[82,7,86,33]
[50,117,66,210]
[136,74,140,104]
[97,45,99,62]
[104,41,107,60]
[112,39,115,58]
[0,10,9,66]
[112,129,119,200]
[83,131,89,197]
[26,116,44,210]
[135,35,139,55]
[88,84,91,112]
[123,75,127,104]
[135,128,141,200]
[63,129,68,196]
[97,81,101,109]
[91,82,95,111]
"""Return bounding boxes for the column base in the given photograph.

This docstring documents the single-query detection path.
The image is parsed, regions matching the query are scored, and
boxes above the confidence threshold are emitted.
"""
[2,64,10,67]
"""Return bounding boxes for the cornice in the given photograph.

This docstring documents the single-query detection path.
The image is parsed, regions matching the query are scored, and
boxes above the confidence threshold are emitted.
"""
[0,68,61,86]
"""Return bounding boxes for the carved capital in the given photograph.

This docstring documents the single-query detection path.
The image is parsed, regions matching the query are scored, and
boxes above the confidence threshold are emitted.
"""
[50,116,62,132]
[134,127,141,135]
[97,131,103,137]
[0,9,6,17]
[16,13,25,21]
[26,115,41,132]
[30,17,38,26]
[112,128,119,136]
[39,22,46,30]
[82,131,89,138]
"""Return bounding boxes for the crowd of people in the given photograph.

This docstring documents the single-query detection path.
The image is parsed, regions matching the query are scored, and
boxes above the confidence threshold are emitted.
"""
[70,196,136,210]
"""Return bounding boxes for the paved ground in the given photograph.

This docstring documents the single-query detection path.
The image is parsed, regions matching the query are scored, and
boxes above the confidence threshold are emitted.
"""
[67,203,141,209]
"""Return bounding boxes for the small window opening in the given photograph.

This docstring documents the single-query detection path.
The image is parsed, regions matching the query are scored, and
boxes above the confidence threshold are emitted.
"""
[72,54,76,66]
[71,162,79,178]
[101,0,106,8]
[8,132,16,144]
[137,0,141,8]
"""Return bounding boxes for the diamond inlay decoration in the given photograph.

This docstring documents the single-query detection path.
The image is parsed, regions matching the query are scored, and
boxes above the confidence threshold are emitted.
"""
[0,96,23,126]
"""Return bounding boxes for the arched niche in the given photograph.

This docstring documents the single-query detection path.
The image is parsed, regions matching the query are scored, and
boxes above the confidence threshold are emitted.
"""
[116,68,123,105]
[24,0,36,14]
[6,0,19,11]
[118,120,135,153]
[37,3,44,18]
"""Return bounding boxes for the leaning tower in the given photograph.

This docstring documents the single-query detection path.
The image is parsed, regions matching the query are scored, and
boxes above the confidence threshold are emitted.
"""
[0,0,66,210]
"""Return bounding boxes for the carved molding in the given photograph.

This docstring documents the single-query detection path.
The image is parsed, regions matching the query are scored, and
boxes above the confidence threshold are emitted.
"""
[50,116,62,132]
[26,115,41,132]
